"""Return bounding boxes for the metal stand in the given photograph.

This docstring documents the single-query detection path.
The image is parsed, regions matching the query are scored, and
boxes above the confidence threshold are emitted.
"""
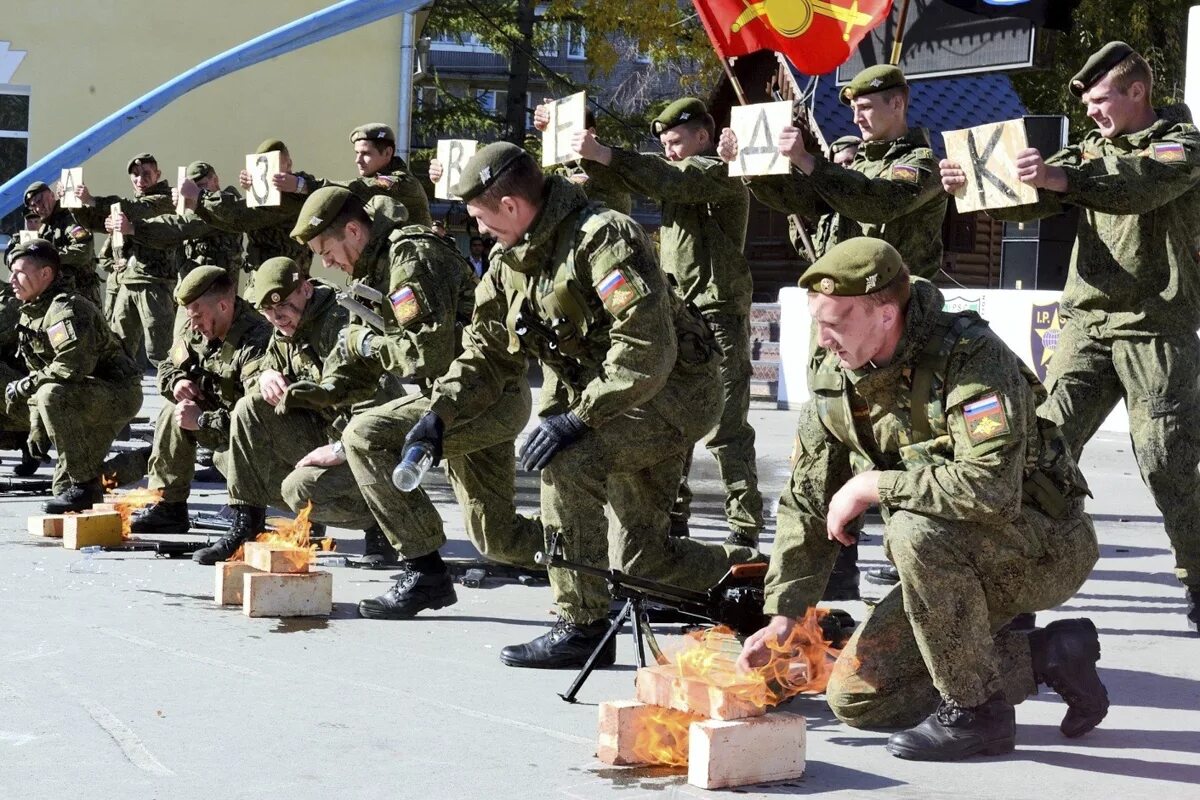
[560,597,653,704]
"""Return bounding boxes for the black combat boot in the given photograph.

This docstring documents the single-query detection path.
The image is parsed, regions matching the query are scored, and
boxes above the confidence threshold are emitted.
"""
[356,561,457,619]
[499,618,615,669]
[1028,618,1109,737]
[668,518,689,538]
[822,542,861,601]
[350,525,400,569]
[192,505,266,565]
[723,530,758,549]
[12,441,41,478]
[865,564,900,586]
[130,501,191,534]
[886,693,1016,761]
[43,478,103,514]
[1187,588,1200,634]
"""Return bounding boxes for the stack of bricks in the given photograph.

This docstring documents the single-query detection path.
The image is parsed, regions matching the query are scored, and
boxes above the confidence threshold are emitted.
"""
[28,508,124,550]
[214,541,332,618]
[597,663,807,790]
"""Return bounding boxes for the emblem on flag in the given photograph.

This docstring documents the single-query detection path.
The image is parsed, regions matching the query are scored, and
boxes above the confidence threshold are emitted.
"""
[390,285,422,325]
[1152,142,1186,164]
[962,393,1009,445]
[596,268,642,316]
[47,320,74,349]
[890,164,920,183]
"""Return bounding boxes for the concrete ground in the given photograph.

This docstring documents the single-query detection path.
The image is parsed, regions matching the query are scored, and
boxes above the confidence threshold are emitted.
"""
[0,383,1197,799]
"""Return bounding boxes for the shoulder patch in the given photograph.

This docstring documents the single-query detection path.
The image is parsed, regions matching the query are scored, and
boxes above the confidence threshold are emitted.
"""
[374,175,397,189]
[962,392,1010,445]
[47,320,75,350]
[389,285,422,326]
[1152,141,1187,164]
[170,340,191,367]
[69,225,90,242]
[595,268,644,317]
[889,163,921,183]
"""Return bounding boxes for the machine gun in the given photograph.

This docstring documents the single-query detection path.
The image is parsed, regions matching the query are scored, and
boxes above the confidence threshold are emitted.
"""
[337,282,387,332]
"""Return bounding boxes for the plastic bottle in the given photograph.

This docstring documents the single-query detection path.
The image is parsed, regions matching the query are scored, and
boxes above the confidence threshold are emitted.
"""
[392,443,433,492]
[68,545,104,574]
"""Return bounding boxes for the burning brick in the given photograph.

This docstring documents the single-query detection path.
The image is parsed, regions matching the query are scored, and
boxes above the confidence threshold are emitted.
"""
[243,541,310,574]
[62,512,123,550]
[597,700,698,766]
[215,561,261,605]
[635,664,766,721]
[242,570,332,617]
[687,712,807,790]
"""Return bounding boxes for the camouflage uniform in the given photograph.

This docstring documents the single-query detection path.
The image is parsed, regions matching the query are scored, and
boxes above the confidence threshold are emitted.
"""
[227,283,387,527]
[989,110,1200,591]
[583,148,763,541]
[748,129,946,275]
[767,278,1097,727]
[546,162,633,215]
[427,177,755,623]
[0,286,31,444]
[72,181,178,363]
[33,204,102,308]
[131,202,245,279]
[313,156,433,228]
[14,281,142,493]
[147,298,271,502]
[337,203,542,567]
[193,182,315,276]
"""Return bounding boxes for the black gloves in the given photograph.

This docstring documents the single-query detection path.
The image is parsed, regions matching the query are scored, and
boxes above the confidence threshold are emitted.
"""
[404,411,446,467]
[519,412,587,471]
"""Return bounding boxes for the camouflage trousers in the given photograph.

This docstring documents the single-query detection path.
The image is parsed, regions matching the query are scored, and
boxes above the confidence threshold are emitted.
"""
[1042,322,1200,588]
[827,505,1098,728]
[672,313,764,540]
[226,393,373,529]
[31,378,142,494]
[0,361,30,435]
[544,373,758,624]
[340,384,543,568]
[110,280,175,365]
[146,401,230,503]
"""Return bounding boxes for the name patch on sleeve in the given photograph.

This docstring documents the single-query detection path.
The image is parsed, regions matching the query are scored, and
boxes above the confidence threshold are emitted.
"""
[389,285,421,325]
[962,393,1010,445]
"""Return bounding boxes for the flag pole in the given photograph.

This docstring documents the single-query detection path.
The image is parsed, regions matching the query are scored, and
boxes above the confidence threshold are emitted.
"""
[889,0,912,65]
[721,56,749,105]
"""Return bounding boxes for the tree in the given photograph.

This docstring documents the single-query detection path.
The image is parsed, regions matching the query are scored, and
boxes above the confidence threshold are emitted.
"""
[1011,0,1193,134]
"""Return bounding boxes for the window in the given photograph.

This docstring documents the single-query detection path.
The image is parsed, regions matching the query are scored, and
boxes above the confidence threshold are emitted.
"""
[0,84,30,236]
[428,29,493,53]
[566,23,586,60]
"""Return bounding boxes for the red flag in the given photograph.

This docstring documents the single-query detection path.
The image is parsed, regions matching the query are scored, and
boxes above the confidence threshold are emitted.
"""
[692,0,894,75]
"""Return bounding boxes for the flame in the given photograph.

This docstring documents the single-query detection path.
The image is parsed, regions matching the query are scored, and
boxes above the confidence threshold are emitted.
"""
[669,607,842,710]
[228,502,317,564]
[105,487,164,539]
[630,706,698,767]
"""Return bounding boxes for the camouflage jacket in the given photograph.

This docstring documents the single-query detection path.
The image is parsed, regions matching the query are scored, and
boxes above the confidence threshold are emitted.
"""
[546,161,633,216]
[429,177,719,428]
[194,181,314,273]
[329,198,476,395]
[35,204,99,292]
[989,111,1200,338]
[765,279,1088,616]
[583,149,751,316]
[313,156,433,228]
[157,297,271,438]
[748,129,946,278]
[130,197,245,278]
[72,180,178,285]
[17,281,140,389]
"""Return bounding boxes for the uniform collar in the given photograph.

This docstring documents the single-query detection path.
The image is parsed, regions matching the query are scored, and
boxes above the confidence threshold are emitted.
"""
[493,176,588,276]
[859,128,930,162]
[843,279,945,398]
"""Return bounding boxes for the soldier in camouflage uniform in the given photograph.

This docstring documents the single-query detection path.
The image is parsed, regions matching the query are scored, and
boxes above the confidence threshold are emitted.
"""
[0,276,37,475]
[129,267,272,535]
[113,161,244,280]
[289,187,541,616]
[573,97,763,549]
[307,124,432,228]
[21,181,101,308]
[399,142,758,668]
[71,153,178,365]
[4,240,142,512]
[943,43,1200,635]
[194,258,397,565]
[739,238,1107,760]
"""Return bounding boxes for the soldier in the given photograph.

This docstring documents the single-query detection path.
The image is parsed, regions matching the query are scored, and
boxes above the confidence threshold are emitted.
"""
[4,240,142,512]
[308,124,432,227]
[720,65,946,276]
[738,238,1107,760]
[129,267,272,535]
[571,97,763,550]
[21,181,101,308]
[942,42,1200,635]
[195,257,397,565]
[0,275,37,476]
[71,153,178,365]
[528,105,635,215]
[398,142,757,667]
[289,187,540,615]
[112,161,244,280]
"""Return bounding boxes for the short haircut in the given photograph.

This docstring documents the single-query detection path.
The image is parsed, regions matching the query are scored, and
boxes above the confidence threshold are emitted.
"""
[865,262,912,309]
[875,86,910,108]
[1108,51,1154,96]
[359,138,395,156]
[198,272,236,301]
[327,195,371,238]
[470,236,484,245]
[10,243,60,273]
[474,154,545,210]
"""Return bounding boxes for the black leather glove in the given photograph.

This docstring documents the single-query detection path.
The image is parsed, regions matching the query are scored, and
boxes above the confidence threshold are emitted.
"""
[404,411,445,466]
[519,412,587,471]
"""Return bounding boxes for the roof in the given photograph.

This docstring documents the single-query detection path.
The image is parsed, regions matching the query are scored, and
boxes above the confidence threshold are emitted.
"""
[807,72,1028,158]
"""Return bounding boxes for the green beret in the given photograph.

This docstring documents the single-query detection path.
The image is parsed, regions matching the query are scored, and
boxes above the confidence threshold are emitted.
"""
[174,265,230,306]
[256,138,287,155]
[6,237,59,268]
[839,65,907,106]
[1070,41,1136,97]
[829,135,862,155]
[186,161,215,182]
[799,238,904,297]
[652,98,709,136]
[291,186,354,244]
[349,123,396,145]
[23,181,50,206]
[252,257,305,309]
[452,142,534,203]
[126,153,157,173]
